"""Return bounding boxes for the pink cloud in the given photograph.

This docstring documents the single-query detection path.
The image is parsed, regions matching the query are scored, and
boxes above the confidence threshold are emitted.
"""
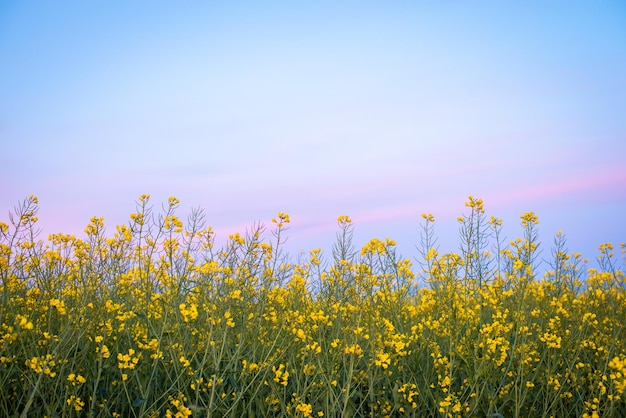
[482,162,626,209]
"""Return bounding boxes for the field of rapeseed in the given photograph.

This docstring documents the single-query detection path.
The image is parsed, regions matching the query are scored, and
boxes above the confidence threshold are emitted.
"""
[1,194,624,417]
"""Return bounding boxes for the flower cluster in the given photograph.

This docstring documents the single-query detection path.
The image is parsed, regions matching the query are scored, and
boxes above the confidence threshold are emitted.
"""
[0,195,624,417]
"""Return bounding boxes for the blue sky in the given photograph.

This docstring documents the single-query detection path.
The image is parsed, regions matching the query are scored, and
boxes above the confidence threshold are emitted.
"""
[1,1,625,268]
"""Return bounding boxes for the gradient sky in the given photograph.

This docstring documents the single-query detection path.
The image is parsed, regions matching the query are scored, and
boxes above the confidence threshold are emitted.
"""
[1,1,625,269]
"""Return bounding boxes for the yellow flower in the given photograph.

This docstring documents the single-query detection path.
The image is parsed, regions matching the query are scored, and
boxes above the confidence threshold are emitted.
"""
[130,212,145,225]
[25,354,57,377]
[17,314,33,330]
[344,344,363,356]
[465,195,485,214]
[295,402,313,417]
[421,213,435,222]
[179,355,191,368]
[26,356,43,373]
[98,344,111,359]
[67,395,85,411]
[179,303,199,322]
[272,211,290,228]
[224,311,235,328]
[67,373,87,386]
[374,352,391,369]
[608,356,626,394]
[117,348,139,370]
[337,215,352,224]
[272,364,289,386]
[425,247,438,262]
[49,299,67,315]
[489,215,502,226]
[520,211,539,227]
[540,332,562,349]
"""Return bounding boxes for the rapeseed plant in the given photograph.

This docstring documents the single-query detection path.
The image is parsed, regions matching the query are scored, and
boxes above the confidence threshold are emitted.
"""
[0,195,624,416]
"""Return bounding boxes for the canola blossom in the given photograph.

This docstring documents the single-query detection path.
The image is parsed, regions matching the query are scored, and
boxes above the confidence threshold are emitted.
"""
[0,195,625,417]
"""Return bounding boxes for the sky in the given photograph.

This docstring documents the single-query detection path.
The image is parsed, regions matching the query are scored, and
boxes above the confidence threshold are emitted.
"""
[1,1,625,271]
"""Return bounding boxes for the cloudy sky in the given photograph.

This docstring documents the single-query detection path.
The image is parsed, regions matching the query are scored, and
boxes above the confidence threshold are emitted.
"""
[1,1,625,267]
